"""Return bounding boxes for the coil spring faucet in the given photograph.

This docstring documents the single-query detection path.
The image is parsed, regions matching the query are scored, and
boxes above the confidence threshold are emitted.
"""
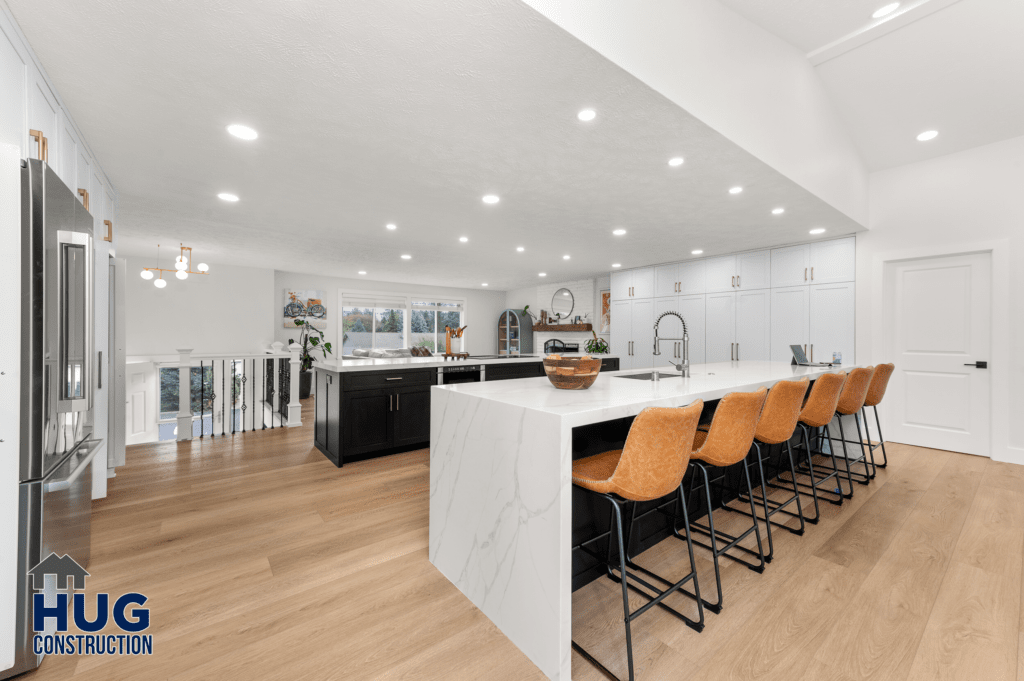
[652,311,690,377]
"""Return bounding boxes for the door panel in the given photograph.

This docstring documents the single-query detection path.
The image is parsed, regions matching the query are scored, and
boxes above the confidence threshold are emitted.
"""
[676,294,706,365]
[630,299,654,369]
[770,286,809,362]
[341,389,392,455]
[0,25,27,157]
[125,361,157,445]
[610,270,630,301]
[631,267,654,299]
[393,386,431,446]
[704,256,736,293]
[810,237,855,284]
[735,289,770,361]
[28,76,58,169]
[705,292,735,363]
[678,260,705,295]
[772,244,810,288]
[654,263,678,298]
[737,250,770,290]
[610,299,632,368]
[809,282,855,365]
[887,253,990,455]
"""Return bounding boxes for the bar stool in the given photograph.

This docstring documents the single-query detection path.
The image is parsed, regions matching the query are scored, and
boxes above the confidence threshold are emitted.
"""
[685,387,768,614]
[861,363,895,469]
[784,371,848,522]
[728,377,810,562]
[571,402,705,681]
[830,366,876,485]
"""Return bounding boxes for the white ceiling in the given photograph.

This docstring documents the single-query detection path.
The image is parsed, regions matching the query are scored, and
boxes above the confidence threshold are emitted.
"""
[6,0,861,290]
[720,0,1024,170]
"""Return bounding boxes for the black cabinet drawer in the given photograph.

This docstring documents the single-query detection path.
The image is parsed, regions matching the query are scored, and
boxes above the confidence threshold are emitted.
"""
[342,369,435,391]
[485,362,545,382]
[601,357,619,372]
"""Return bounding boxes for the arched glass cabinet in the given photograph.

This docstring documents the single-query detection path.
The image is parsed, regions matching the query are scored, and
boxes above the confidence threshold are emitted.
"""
[498,309,534,355]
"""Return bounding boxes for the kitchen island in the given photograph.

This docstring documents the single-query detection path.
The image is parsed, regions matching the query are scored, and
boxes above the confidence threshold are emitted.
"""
[311,354,618,466]
[429,360,855,681]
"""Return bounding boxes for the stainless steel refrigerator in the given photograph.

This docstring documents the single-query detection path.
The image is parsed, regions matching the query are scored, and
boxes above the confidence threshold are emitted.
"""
[7,159,102,678]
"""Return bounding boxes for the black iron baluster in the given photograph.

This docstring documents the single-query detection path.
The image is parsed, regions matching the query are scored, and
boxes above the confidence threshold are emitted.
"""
[261,359,266,430]
[270,359,276,429]
[199,361,204,439]
[241,359,247,433]
[222,359,226,436]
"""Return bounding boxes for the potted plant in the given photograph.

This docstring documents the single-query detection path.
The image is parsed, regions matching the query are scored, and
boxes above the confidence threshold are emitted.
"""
[290,318,333,399]
[584,330,609,354]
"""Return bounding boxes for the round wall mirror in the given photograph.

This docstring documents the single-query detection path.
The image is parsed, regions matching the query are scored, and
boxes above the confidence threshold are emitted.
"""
[551,288,574,318]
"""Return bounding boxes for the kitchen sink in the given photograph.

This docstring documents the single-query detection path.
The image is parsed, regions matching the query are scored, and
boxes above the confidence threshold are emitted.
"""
[615,372,683,381]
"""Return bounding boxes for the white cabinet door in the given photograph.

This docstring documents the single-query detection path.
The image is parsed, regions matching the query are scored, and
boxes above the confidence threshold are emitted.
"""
[677,293,706,365]
[809,282,854,364]
[58,114,79,189]
[770,286,809,362]
[705,255,737,293]
[737,250,770,290]
[772,244,810,288]
[705,291,736,363]
[735,289,770,361]
[632,267,654,299]
[654,263,678,298]
[810,237,855,284]
[77,148,92,209]
[0,25,27,158]
[28,74,59,170]
[678,260,705,295]
[631,299,655,369]
[610,270,631,301]
[610,299,632,367]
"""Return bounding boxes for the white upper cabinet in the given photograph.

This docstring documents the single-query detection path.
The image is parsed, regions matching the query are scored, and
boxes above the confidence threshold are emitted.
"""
[809,282,855,364]
[678,260,705,295]
[631,267,654,299]
[770,286,809,362]
[654,263,678,298]
[77,148,92,210]
[610,270,631,301]
[809,237,855,284]
[631,299,655,369]
[0,25,27,158]
[705,291,736,362]
[58,114,79,189]
[28,75,59,170]
[736,249,770,290]
[771,244,811,288]
[611,267,655,300]
[735,289,770,361]
[705,255,737,293]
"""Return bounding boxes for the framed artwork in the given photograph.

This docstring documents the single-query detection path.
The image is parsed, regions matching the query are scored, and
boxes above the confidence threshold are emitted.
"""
[283,289,327,329]
[599,289,611,334]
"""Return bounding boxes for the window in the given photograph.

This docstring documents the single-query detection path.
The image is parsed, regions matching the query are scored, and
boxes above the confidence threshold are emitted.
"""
[411,301,464,353]
[340,293,464,355]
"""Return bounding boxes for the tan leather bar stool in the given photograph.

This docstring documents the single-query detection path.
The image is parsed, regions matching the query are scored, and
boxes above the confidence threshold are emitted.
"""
[571,402,705,681]
[727,377,810,562]
[861,363,895,469]
[784,371,848,522]
[830,366,876,485]
[685,387,768,614]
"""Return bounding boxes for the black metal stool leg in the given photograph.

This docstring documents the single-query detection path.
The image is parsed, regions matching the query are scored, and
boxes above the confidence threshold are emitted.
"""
[873,405,889,468]
[834,417,860,493]
[854,411,876,480]
[741,461,767,570]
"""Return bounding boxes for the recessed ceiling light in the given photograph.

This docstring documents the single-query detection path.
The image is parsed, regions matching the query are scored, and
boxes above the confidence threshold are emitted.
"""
[358,271,366,275]
[386,223,397,230]
[516,246,525,252]
[539,272,547,277]
[563,255,570,260]
[729,186,743,195]
[459,237,468,243]
[577,109,596,122]
[668,157,684,167]
[612,263,621,268]
[217,193,239,202]
[401,254,412,259]
[226,124,257,140]
[482,283,488,287]
[809,228,826,235]
[872,2,900,19]
[691,250,703,255]
[772,207,785,215]
[916,130,938,141]
[482,194,500,204]
[613,229,627,236]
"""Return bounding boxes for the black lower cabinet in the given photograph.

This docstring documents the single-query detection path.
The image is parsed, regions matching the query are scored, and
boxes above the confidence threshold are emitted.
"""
[341,389,393,456]
[392,385,432,447]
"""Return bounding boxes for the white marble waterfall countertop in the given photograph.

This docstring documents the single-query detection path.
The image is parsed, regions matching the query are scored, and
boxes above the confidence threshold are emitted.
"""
[428,360,853,681]
[313,353,616,373]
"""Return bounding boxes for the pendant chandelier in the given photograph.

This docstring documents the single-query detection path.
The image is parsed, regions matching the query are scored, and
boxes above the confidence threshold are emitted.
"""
[140,243,210,288]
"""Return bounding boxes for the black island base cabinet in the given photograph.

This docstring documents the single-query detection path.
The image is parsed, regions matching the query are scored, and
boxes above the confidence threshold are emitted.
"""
[313,356,619,467]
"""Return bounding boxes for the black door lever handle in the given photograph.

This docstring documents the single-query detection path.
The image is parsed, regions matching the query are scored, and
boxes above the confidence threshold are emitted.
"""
[964,361,988,368]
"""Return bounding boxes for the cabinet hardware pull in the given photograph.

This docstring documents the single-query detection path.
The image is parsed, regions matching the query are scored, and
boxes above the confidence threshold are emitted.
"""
[811,267,814,281]
[737,275,741,287]
[731,342,734,361]
[810,344,813,362]
[29,129,48,162]
[103,220,113,242]
[386,377,403,380]
[731,276,735,287]
[804,267,808,281]
[77,189,89,211]
[737,343,740,361]
[389,394,393,411]
[396,393,400,410]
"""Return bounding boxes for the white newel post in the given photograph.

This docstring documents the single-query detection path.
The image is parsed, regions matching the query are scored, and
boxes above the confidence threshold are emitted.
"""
[177,348,193,441]
[287,342,302,427]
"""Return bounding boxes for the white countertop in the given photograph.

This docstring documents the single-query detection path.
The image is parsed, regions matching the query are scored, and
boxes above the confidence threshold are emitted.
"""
[314,353,617,373]
[434,360,848,428]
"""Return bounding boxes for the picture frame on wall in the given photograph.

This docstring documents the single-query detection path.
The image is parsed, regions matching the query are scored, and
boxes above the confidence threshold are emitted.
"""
[283,289,328,329]
[599,289,611,334]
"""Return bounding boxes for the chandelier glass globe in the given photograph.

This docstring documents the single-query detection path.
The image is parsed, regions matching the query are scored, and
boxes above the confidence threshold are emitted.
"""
[154,278,167,289]
[140,270,154,280]
[176,270,188,280]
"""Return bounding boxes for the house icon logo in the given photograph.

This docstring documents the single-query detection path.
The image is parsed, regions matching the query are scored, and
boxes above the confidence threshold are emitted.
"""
[28,553,90,592]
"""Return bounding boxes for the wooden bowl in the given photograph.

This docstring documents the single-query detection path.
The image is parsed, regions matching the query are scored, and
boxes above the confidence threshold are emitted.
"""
[543,355,602,390]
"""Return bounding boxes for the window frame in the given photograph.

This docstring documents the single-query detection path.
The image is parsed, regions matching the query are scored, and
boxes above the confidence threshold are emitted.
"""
[339,289,467,355]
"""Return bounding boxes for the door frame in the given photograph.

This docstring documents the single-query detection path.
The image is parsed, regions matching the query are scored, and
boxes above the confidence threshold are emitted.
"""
[869,238,1014,463]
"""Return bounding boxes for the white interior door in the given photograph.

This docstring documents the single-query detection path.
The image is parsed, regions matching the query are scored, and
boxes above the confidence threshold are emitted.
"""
[125,361,158,445]
[705,292,736,363]
[886,253,991,456]
[771,286,809,362]
[735,288,770,361]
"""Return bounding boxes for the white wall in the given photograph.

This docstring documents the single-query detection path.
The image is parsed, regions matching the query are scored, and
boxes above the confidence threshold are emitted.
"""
[857,134,1024,461]
[274,272,507,357]
[125,257,276,356]
[521,0,869,225]
[506,277,603,352]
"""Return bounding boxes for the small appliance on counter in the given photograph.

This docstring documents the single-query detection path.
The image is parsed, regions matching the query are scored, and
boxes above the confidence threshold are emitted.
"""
[544,338,579,354]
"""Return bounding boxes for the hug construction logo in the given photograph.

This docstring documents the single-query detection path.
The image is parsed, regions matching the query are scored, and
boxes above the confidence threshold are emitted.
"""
[29,552,153,657]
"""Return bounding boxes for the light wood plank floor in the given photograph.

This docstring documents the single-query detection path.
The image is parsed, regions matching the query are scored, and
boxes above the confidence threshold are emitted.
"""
[25,399,1024,681]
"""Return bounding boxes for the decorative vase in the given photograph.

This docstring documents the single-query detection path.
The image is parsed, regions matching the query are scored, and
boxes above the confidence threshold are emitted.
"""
[299,371,312,399]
